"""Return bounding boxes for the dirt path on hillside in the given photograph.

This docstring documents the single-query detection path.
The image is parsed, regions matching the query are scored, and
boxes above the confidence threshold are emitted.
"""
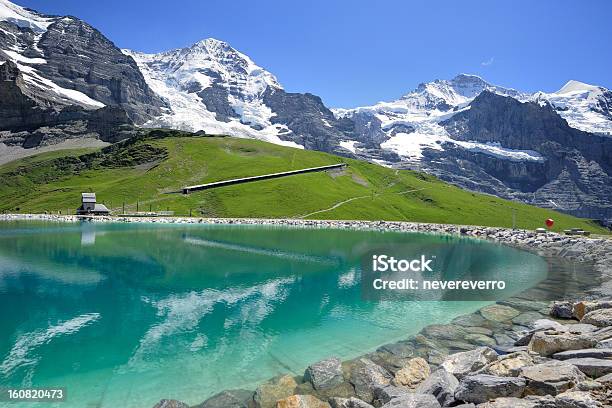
[299,187,428,219]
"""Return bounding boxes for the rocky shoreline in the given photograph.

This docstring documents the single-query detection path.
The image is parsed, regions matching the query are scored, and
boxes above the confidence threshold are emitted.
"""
[2,214,611,407]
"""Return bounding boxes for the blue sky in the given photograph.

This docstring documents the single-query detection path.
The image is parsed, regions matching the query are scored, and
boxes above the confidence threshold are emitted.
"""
[17,0,612,107]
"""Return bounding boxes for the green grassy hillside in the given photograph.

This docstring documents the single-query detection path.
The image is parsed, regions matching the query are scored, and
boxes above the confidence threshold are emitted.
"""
[0,130,606,233]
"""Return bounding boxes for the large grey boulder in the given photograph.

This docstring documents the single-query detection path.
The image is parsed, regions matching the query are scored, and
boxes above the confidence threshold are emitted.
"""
[454,374,526,404]
[305,358,344,390]
[196,389,254,408]
[415,368,459,407]
[562,357,612,378]
[553,348,612,360]
[440,347,498,379]
[347,358,392,403]
[519,361,587,396]
[528,331,597,356]
[581,309,612,328]
[253,374,297,408]
[152,400,190,408]
[380,393,441,408]
[374,385,412,405]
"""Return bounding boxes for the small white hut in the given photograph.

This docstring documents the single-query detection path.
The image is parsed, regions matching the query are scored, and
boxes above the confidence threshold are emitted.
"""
[77,193,110,215]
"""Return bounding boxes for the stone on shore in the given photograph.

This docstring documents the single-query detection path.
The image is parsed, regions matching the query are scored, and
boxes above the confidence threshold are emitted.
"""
[329,397,374,408]
[196,389,254,408]
[581,308,612,328]
[550,301,575,319]
[415,368,459,407]
[480,351,534,377]
[480,305,521,323]
[305,358,344,390]
[553,348,612,360]
[440,347,498,379]
[380,393,441,408]
[152,400,190,408]
[527,330,597,356]
[254,375,298,408]
[514,319,566,346]
[392,357,430,388]
[519,361,587,396]
[475,396,555,407]
[276,395,330,408]
[374,385,412,405]
[573,300,612,320]
[347,358,392,403]
[554,390,602,408]
[562,357,612,378]
[454,374,526,404]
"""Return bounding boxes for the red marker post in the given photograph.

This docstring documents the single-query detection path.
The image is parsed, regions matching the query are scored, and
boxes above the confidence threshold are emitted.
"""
[545,218,554,229]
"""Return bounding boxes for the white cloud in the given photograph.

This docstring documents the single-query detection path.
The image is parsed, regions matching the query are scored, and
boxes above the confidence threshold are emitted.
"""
[481,56,495,66]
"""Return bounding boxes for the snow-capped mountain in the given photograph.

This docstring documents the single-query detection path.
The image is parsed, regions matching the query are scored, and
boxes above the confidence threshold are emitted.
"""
[533,80,612,136]
[0,0,164,122]
[334,74,537,163]
[123,39,302,148]
[335,74,612,164]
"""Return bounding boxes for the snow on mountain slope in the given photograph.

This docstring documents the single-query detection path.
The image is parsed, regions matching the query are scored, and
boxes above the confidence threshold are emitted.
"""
[335,74,534,163]
[0,0,105,109]
[0,0,52,33]
[532,80,612,136]
[335,74,612,163]
[123,39,302,148]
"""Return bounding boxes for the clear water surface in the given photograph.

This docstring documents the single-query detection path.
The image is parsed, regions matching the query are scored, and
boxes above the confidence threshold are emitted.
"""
[0,221,550,407]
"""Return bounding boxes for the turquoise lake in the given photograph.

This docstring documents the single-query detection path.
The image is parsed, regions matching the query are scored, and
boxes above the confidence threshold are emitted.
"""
[0,222,550,407]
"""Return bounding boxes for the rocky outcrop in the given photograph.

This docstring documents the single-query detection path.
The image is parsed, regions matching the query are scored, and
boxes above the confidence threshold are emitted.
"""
[430,91,612,220]
[35,17,165,123]
[0,60,138,152]
[262,87,348,153]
